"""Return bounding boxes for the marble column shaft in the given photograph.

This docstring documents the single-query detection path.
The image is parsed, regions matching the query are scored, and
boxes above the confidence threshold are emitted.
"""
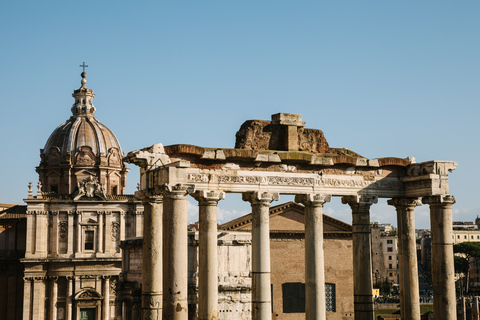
[342,195,377,320]
[296,194,331,320]
[388,198,421,320]
[423,195,456,320]
[243,191,279,320]
[141,196,163,320]
[194,190,225,320]
[162,184,194,320]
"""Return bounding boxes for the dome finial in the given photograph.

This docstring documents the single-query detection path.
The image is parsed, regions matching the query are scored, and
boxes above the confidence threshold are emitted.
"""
[79,62,88,88]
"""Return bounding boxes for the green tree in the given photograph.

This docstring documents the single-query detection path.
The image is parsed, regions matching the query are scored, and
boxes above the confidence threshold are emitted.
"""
[454,242,480,293]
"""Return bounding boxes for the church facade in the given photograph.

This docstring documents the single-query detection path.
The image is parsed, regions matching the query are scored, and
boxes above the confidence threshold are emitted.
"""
[22,71,143,320]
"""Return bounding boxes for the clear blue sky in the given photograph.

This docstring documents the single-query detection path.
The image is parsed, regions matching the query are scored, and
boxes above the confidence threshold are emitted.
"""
[1,1,479,229]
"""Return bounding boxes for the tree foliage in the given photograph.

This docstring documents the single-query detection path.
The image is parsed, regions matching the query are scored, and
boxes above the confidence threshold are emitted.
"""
[454,242,480,258]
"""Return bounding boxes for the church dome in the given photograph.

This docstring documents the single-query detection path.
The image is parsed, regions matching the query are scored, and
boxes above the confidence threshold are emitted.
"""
[37,70,128,195]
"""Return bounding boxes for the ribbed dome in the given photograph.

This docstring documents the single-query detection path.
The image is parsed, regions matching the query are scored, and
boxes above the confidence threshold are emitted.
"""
[41,72,123,165]
[43,115,123,163]
[37,71,128,196]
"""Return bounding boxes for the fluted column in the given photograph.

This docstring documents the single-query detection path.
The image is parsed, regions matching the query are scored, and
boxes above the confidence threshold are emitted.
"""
[50,277,58,320]
[342,195,377,320]
[295,193,331,320]
[388,198,421,320]
[103,276,110,320]
[193,190,225,320]
[162,184,195,320]
[423,195,456,319]
[140,195,163,320]
[243,191,279,320]
[23,277,32,320]
[66,276,73,320]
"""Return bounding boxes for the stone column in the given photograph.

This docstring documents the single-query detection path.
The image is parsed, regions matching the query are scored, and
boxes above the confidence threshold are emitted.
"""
[423,195,456,319]
[295,194,331,320]
[50,277,58,320]
[243,191,279,320]
[193,190,225,320]
[388,198,421,320]
[162,184,195,320]
[65,276,73,320]
[97,212,104,254]
[67,212,74,256]
[103,276,110,320]
[342,195,377,320]
[23,277,32,320]
[140,195,163,320]
[33,276,46,320]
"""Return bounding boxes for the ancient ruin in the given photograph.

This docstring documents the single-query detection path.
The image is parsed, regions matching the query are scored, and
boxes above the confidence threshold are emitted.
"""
[126,112,457,320]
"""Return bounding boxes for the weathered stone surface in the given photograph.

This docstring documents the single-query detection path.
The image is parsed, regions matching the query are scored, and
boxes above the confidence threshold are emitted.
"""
[235,119,331,153]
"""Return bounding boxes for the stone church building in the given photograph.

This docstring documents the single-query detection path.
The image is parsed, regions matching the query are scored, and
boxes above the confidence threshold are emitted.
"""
[21,72,144,320]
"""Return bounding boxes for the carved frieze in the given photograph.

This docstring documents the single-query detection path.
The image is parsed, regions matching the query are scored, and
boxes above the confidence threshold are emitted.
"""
[107,147,121,167]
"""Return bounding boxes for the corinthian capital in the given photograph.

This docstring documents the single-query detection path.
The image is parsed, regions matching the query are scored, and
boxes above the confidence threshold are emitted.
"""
[159,183,195,198]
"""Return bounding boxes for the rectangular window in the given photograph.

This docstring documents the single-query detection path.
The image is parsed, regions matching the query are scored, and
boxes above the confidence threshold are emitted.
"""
[389,264,393,269]
[465,235,467,239]
[282,283,305,313]
[389,256,392,260]
[458,235,460,239]
[387,240,393,244]
[282,282,336,313]
[84,231,94,250]
[387,247,393,252]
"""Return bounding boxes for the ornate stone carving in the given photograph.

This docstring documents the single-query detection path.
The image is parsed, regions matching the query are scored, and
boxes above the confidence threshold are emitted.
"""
[59,222,68,242]
[111,222,120,242]
[74,146,95,165]
[73,176,107,200]
[46,146,62,166]
[295,193,332,205]
[107,147,121,167]
[242,191,279,205]
[407,161,457,177]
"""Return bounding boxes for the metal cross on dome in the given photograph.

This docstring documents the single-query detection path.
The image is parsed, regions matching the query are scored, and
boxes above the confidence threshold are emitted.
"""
[79,62,88,72]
